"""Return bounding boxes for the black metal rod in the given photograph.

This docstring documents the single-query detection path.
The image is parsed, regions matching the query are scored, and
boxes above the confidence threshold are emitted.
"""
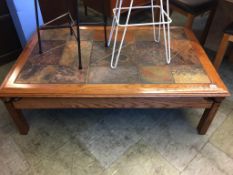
[67,15,73,36]
[77,0,82,70]
[43,13,70,26]
[103,0,108,47]
[34,0,42,54]
[40,24,73,30]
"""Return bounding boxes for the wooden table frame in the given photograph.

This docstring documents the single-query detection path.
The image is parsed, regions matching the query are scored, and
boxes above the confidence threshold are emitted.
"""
[0,27,230,135]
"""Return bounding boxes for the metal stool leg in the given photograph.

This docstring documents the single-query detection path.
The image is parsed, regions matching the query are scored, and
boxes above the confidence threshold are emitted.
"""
[77,0,82,69]
[108,0,119,47]
[110,0,123,67]
[34,0,42,54]
[111,0,134,69]
[160,0,171,64]
[109,0,172,68]
[166,0,171,64]
[151,0,161,42]
[102,1,108,47]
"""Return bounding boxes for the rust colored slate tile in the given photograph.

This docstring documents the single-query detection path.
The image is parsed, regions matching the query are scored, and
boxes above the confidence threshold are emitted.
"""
[88,66,139,84]
[59,40,92,68]
[172,66,211,84]
[16,41,92,84]
[139,66,174,84]
[134,41,165,65]
[41,28,74,41]
[50,66,87,84]
[90,42,135,67]
[16,65,57,84]
[134,28,187,41]
[93,30,134,43]
[170,40,201,65]
[17,65,87,84]
[30,40,66,58]
[30,45,65,65]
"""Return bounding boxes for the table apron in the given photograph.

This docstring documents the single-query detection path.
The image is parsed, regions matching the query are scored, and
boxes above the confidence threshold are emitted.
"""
[10,97,215,109]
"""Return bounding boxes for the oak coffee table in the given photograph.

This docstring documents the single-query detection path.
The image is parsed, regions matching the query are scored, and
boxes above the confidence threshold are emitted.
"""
[0,26,230,135]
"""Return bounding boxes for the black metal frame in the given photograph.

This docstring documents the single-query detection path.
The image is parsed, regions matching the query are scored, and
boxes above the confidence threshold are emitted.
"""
[34,0,108,70]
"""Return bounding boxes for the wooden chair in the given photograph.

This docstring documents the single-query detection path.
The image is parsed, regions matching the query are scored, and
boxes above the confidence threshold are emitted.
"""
[168,0,218,45]
[214,22,233,70]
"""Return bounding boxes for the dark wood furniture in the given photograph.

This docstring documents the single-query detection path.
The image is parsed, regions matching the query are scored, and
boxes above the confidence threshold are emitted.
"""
[167,0,218,45]
[205,0,233,52]
[83,0,150,17]
[0,0,21,65]
[38,0,77,24]
[214,22,233,69]
[0,26,230,135]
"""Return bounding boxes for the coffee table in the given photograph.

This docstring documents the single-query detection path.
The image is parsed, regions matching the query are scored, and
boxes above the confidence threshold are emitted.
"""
[0,26,230,135]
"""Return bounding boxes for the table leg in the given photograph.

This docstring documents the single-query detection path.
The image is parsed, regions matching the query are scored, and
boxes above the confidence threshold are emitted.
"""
[4,101,29,135]
[197,98,223,135]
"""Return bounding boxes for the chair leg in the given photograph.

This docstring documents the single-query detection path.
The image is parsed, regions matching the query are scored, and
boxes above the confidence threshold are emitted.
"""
[200,6,217,45]
[185,13,194,29]
[213,34,230,70]
[84,5,88,16]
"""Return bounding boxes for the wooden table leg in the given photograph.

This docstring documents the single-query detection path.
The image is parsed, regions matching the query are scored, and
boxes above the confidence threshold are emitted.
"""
[197,98,223,135]
[4,100,29,135]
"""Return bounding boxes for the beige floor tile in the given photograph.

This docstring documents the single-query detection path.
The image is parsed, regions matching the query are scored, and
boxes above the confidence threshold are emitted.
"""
[181,143,233,175]
[210,112,233,159]
[143,109,207,171]
[34,158,71,175]
[0,102,12,128]
[77,111,151,168]
[105,140,179,175]
[143,108,228,171]
[183,108,229,137]
[32,140,78,175]
[11,110,74,166]
[72,142,104,175]
[219,99,233,116]
[0,61,14,84]
[0,137,30,175]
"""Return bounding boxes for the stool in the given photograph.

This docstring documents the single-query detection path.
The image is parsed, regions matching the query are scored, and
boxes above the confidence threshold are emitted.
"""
[34,0,108,69]
[168,0,218,45]
[214,22,233,70]
[108,0,172,69]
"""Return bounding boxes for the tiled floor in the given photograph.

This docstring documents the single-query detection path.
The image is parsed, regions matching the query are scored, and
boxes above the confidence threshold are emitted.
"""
[0,93,233,175]
[0,11,233,175]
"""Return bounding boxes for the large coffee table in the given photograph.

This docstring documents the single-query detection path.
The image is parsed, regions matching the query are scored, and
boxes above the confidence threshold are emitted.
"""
[0,26,230,135]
